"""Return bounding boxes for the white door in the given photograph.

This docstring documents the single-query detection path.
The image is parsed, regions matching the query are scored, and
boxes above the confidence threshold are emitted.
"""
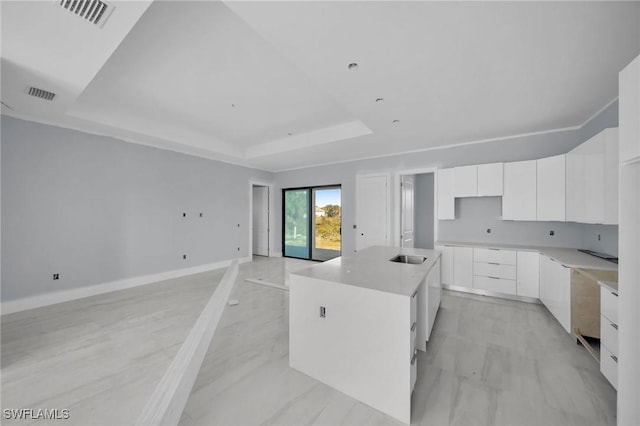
[356,175,388,250]
[401,175,415,248]
[252,186,269,256]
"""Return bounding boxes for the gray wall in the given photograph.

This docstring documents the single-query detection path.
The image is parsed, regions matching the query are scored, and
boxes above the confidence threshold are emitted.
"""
[1,116,273,302]
[274,101,619,256]
[414,173,434,249]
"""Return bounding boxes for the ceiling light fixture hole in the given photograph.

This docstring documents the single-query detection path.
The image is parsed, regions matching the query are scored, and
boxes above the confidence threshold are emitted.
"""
[376,98,384,102]
[393,119,400,123]
[347,63,359,70]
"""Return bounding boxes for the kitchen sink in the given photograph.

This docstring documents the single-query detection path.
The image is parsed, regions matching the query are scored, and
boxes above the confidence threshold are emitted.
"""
[389,255,427,265]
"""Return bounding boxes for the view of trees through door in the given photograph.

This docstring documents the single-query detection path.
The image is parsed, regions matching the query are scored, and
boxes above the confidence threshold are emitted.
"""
[283,185,341,261]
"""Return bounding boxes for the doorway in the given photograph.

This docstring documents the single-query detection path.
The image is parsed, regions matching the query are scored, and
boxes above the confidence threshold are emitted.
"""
[283,185,342,261]
[252,184,270,257]
[399,172,435,249]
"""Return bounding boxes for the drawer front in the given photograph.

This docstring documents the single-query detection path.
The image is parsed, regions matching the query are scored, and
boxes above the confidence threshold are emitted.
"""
[600,314,619,356]
[601,345,618,390]
[474,248,516,265]
[411,319,417,351]
[473,262,517,280]
[601,287,619,324]
[410,291,418,325]
[473,275,517,295]
[410,348,418,391]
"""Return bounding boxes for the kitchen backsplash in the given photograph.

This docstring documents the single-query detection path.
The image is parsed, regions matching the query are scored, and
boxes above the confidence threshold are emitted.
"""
[437,197,618,256]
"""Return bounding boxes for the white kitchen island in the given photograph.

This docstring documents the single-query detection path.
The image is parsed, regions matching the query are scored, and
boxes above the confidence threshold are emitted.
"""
[289,246,441,424]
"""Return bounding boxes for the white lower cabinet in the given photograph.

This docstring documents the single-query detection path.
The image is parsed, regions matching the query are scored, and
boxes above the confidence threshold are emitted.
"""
[539,255,571,334]
[473,248,517,295]
[436,245,454,286]
[600,286,619,390]
[516,251,540,298]
[453,246,473,287]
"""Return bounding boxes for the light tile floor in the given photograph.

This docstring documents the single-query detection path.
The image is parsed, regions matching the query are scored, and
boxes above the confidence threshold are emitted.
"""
[2,257,616,425]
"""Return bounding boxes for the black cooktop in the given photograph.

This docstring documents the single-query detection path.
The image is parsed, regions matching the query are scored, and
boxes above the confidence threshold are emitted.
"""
[578,249,618,264]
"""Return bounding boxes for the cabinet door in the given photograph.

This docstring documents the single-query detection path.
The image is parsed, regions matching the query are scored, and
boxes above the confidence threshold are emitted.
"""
[583,133,606,224]
[437,169,455,220]
[503,160,537,221]
[536,155,566,221]
[516,251,540,298]
[453,246,473,288]
[453,165,478,197]
[566,146,585,223]
[477,163,503,196]
[603,128,619,225]
[539,255,571,333]
[436,245,454,286]
[619,55,640,163]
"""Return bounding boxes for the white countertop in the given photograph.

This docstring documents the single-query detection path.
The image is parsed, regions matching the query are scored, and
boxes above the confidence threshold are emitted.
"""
[436,240,618,271]
[291,246,440,297]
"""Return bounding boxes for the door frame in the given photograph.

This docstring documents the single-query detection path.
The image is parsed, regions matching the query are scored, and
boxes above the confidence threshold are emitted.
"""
[282,184,342,260]
[394,167,438,248]
[355,173,391,251]
[249,180,275,258]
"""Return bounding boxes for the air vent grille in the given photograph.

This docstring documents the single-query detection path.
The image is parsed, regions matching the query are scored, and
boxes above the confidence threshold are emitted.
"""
[58,0,114,27]
[28,87,56,101]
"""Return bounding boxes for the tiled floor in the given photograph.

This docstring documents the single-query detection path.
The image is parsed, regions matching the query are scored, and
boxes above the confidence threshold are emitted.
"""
[1,257,617,425]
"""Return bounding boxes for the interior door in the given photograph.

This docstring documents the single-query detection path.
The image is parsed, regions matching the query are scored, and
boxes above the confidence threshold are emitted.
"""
[356,175,388,250]
[252,186,269,256]
[401,175,415,248]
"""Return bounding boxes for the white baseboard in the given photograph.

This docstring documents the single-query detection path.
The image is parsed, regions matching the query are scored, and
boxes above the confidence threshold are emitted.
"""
[1,257,251,316]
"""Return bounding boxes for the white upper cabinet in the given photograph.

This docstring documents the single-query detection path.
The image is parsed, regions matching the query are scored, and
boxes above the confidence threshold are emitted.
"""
[619,56,640,163]
[477,163,503,196]
[603,130,619,225]
[453,165,478,197]
[566,142,586,223]
[566,128,619,224]
[503,160,537,221]
[437,168,455,220]
[536,154,566,221]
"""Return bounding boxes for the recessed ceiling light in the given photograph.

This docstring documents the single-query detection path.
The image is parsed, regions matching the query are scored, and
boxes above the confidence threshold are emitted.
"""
[347,63,359,70]
[288,133,293,136]
[393,119,400,123]
[231,103,236,107]
[376,98,384,102]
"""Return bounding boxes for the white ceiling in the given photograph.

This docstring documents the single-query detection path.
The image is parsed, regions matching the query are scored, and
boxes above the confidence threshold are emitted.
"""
[2,1,639,171]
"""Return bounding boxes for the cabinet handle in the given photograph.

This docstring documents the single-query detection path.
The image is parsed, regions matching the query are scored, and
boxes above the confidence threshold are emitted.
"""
[488,262,500,265]
[488,248,500,251]
[488,276,500,280]
[411,322,417,332]
[611,292,618,297]
[611,355,618,363]
[611,323,618,330]
[411,349,418,365]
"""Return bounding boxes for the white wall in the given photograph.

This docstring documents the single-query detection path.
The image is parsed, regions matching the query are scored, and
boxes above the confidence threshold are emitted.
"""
[1,116,273,302]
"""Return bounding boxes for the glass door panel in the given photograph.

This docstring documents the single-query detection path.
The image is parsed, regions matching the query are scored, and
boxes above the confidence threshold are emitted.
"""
[312,187,342,261]
[283,189,310,259]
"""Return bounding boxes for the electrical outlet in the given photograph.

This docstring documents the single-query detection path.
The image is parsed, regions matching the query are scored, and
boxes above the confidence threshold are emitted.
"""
[486,228,491,233]
[182,212,186,218]
[320,306,326,318]
[183,254,187,260]
[199,213,203,218]
[549,230,555,236]
[237,224,240,228]
[237,247,240,251]
[53,273,59,280]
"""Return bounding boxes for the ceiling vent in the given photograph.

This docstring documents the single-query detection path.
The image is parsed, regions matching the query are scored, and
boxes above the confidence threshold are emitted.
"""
[28,87,56,101]
[57,0,115,28]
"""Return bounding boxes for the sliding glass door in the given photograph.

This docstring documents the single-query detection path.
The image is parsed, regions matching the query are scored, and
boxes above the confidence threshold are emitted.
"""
[283,186,341,261]
[283,188,310,258]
